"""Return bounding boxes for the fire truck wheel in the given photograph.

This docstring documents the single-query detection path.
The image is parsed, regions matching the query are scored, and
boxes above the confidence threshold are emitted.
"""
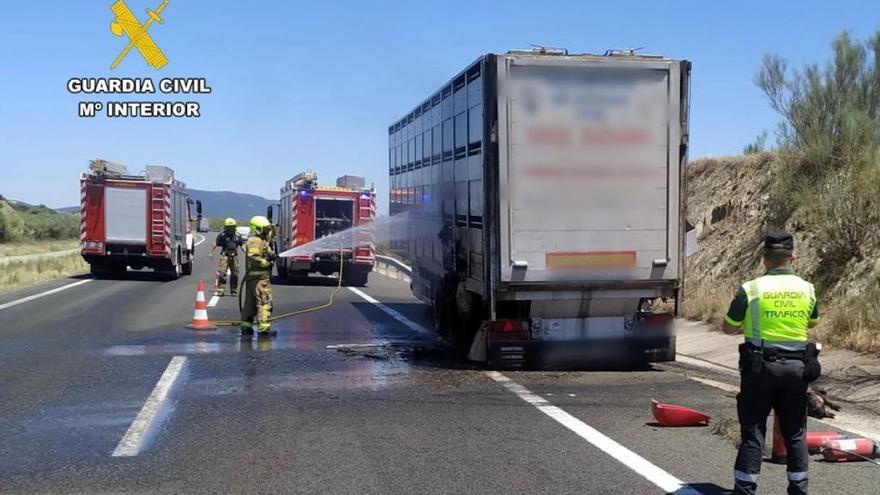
[165,254,181,280]
[343,268,369,287]
[182,255,193,276]
[90,264,112,279]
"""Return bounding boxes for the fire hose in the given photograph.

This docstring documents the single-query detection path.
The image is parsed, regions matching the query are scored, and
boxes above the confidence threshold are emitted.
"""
[212,244,345,327]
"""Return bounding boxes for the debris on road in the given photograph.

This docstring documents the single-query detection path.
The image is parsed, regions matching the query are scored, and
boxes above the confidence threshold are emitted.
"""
[710,416,740,447]
[808,386,842,419]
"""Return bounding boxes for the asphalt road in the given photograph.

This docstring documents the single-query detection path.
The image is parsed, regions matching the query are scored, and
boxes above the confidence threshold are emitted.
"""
[0,242,878,494]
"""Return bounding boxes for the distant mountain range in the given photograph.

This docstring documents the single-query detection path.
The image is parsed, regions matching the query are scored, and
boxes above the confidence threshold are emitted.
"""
[57,189,275,220]
[187,189,274,221]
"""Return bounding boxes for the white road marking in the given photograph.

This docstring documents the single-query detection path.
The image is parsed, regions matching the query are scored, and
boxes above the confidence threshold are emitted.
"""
[0,279,93,312]
[325,342,391,349]
[675,354,738,377]
[688,376,739,394]
[346,287,431,336]
[194,234,205,247]
[486,371,701,495]
[208,295,220,307]
[112,356,188,457]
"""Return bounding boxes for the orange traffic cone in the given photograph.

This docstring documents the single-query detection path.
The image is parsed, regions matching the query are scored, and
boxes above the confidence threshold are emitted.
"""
[770,411,787,464]
[186,280,216,330]
[650,399,711,427]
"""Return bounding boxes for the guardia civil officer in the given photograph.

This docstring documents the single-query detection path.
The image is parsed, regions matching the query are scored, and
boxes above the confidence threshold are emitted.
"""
[722,233,821,495]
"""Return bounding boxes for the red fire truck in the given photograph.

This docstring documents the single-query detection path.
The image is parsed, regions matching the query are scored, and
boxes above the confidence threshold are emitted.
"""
[80,159,201,279]
[274,171,375,286]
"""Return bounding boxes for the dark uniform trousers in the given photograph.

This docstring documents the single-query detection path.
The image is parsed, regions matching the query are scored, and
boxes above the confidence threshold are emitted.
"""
[734,357,809,495]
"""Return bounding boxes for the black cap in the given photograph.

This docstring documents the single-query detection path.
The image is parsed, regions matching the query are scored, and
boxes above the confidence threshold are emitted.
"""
[763,232,794,253]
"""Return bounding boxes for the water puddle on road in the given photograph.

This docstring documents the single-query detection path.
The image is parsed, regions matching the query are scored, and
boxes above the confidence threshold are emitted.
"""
[99,325,429,357]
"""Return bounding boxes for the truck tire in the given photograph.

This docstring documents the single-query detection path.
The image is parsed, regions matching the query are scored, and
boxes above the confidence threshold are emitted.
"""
[182,252,193,275]
[286,268,309,281]
[165,254,181,281]
[90,264,112,279]
[111,263,127,277]
[343,268,369,287]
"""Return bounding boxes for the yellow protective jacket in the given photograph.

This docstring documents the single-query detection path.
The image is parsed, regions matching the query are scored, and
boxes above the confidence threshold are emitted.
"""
[245,236,272,278]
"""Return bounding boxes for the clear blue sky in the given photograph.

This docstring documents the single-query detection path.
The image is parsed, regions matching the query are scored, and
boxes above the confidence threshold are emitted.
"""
[1,0,878,210]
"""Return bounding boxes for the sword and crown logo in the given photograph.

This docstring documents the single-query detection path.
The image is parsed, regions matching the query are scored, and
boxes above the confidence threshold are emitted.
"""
[109,0,169,70]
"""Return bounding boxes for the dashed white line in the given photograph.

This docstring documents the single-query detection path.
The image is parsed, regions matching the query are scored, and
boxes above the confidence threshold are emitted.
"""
[0,279,93,312]
[486,371,701,495]
[344,287,700,493]
[346,287,431,336]
[208,295,220,307]
[112,356,188,457]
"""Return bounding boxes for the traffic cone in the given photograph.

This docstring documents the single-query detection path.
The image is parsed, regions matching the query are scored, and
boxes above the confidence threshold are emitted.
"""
[186,280,216,330]
[770,411,787,464]
[650,399,711,427]
[821,438,880,462]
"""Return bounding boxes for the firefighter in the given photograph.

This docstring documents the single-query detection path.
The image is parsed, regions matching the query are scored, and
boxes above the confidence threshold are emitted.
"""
[241,215,276,337]
[722,233,821,495]
[209,218,244,296]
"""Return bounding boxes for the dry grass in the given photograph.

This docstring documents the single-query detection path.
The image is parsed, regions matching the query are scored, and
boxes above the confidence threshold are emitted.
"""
[0,239,79,257]
[681,282,736,324]
[819,284,880,354]
[0,253,88,293]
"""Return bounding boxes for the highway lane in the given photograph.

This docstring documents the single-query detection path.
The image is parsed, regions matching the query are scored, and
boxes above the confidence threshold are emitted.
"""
[1,245,878,494]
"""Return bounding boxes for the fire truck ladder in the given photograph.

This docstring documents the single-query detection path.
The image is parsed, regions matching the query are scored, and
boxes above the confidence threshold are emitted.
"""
[149,186,167,254]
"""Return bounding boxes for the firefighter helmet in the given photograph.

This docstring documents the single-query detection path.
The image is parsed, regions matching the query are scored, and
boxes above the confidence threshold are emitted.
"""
[249,215,270,235]
[224,218,237,228]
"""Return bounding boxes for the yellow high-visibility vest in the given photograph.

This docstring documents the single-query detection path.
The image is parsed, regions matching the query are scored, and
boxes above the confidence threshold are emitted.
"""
[742,274,816,350]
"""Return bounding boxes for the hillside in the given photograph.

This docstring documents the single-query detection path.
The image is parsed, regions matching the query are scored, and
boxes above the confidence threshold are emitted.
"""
[187,189,274,221]
[0,196,79,242]
[683,152,880,353]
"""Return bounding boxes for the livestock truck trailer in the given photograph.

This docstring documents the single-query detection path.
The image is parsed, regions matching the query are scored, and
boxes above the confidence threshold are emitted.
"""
[274,171,376,286]
[388,48,690,368]
[80,159,201,279]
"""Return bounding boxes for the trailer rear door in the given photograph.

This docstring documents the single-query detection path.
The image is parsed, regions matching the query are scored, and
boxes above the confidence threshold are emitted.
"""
[497,56,683,283]
[105,186,147,243]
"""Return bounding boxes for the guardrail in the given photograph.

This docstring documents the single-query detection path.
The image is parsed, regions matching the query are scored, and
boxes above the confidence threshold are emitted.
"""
[374,255,412,283]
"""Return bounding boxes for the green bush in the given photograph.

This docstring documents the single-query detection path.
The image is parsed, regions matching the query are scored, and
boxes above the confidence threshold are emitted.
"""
[0,200,79,243]
[756,30,880,286]
[0,202,25,242]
